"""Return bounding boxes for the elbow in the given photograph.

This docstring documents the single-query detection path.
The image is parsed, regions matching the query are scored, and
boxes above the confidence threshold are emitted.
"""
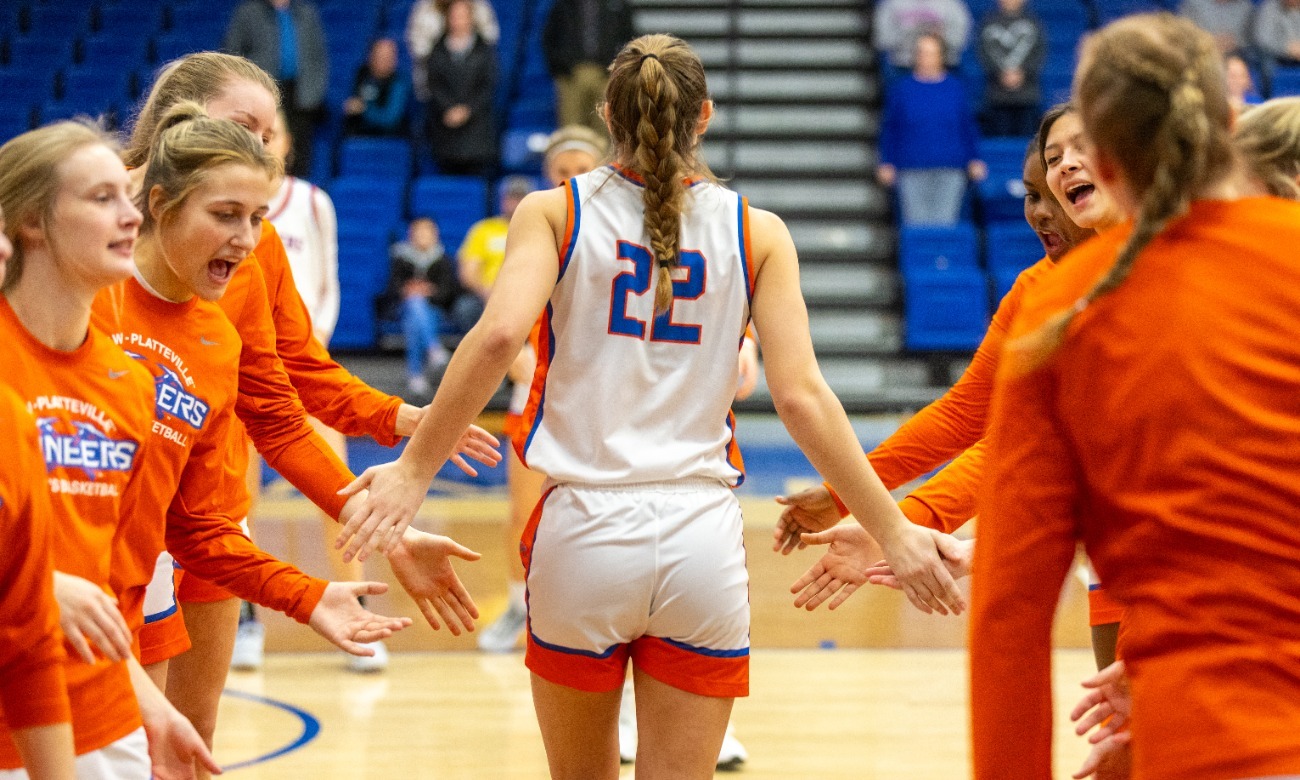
[768,382,821,426]
[476,322,523,364]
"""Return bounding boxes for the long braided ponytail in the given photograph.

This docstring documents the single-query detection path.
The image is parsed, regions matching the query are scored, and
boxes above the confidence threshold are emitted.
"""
[1010,14,1235,370]
[604,34,713,313]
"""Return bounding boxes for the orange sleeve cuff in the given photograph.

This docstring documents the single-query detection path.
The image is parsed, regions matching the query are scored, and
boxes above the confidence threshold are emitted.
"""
[823,481,851,518]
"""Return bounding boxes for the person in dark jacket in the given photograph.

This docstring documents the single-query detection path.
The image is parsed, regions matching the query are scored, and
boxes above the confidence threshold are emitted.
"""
[224,0,328,176]
[542,0,635,134]
[379,217,465,395]
[878,33,987,226]
[343,38,411,137]
[976,0,1047,137]
[425,0,498,175]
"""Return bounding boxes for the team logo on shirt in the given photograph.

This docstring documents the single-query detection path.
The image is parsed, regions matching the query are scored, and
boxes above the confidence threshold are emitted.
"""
[124,350,211,430]
[36,417,139,479]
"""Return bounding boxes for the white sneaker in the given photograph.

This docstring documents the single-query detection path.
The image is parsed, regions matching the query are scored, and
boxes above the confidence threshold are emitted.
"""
[618,680,636,764]
[476,603,526,653]
[717,724,748,770]
[406,374,431,396]
[346,640,389,673]
[230,620,265,671]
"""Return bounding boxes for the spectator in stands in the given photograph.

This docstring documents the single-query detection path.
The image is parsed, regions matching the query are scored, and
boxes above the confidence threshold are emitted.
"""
[425,0,498,175]
[1254,0,1300,71]
[873,0,971,69]
[224,0,328,177]
[1227,52,1263,115]
[977,0,1046,137]
[1179,0,1255,55]
[877,33,987,226]
[542,0,636,134]
[343,38,411,137]
[406,0,499,101]
[380,216,463,396]
[456,176,535,326]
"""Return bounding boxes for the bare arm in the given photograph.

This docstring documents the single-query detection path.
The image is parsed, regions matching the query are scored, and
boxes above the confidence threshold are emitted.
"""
[748,207,964,615]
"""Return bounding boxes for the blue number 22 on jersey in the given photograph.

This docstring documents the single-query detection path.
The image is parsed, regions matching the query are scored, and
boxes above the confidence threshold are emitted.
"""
[608,241,706,344]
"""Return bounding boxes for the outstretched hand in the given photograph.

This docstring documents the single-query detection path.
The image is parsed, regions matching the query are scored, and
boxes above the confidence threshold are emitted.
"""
[308,581,413,656]
[1070,661,1132,779]
[864,532,974,592]
[871,523,967,616]
[790,523,883,611]
[387,529,481,634]
[449,424,501,477]
[773,485,843,555]
[336,461,430,562]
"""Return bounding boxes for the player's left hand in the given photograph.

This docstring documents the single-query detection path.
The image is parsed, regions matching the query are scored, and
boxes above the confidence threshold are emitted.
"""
[387,529,481,634]
[308,582,413,655]
[449,424,501,477]
[790,523,883,610]
[773,485,843,554]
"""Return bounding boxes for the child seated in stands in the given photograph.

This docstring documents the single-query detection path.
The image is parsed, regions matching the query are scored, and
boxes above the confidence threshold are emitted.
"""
[378,216,464,396]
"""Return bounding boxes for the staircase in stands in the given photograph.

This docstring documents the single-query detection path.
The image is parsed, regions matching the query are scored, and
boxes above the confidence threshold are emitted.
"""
[629,0,950,412]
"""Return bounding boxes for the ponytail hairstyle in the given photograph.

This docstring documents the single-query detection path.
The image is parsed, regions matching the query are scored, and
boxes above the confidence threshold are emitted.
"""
[603,34,712,312]
[137,100,282,234]
[1012,14,1235,369]
[125,52,279,168]
[1233,97,1300,200]
[0,121,118,293]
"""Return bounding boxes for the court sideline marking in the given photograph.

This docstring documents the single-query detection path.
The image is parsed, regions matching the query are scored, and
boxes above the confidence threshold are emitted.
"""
[219,688,321,772]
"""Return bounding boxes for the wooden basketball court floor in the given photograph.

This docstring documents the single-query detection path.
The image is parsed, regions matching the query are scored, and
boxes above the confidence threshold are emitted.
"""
[214,481,1102,778]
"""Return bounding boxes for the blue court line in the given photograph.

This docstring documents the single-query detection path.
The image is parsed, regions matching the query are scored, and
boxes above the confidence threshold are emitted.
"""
[218,688,321,772]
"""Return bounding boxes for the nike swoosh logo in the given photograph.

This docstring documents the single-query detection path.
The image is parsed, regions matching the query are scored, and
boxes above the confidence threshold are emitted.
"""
[108,369,130,379]
[200,336,219,346]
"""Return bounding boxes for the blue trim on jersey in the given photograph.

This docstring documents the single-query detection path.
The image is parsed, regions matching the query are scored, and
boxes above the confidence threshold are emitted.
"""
[521,302,556,459]
[529,631,624,659]
[737,197,753,306]
[557,178,581,283]
[1088,583,1102,591]
[144,602,179,624]
[661,637,749,658]
[725,412,746,488]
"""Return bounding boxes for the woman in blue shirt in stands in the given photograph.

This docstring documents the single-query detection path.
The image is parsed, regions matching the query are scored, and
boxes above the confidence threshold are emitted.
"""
[877,32,987,226]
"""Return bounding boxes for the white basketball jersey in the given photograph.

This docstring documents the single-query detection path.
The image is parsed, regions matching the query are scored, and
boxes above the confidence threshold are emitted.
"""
[268,176,340,340]
[517,166,754,486]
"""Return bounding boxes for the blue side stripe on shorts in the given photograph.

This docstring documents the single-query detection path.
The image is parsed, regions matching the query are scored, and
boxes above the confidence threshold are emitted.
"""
[662,637,749,658]
[145,602,179,624]
[1087,583,1102,591]
[529,631,623,659]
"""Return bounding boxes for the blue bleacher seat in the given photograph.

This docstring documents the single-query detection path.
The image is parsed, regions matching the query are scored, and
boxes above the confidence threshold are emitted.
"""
[898,223,980,272]
[0,111,35,145]
[1271,67,1300,98]
[903,267,991,350]
[337,136,412,178]
[95,4,163,37]
[500,126,551,174]
[165,5,226,48]
[330,175,406,239]
[991,265,1023,301]
[984,220,1044,274]
[59,68,133,114]
[79,35,150,76]
[152,33,198,66]
[25,5,92,36]
[409,175,489,250]
[0,67,56,108]
[7,36,76,71]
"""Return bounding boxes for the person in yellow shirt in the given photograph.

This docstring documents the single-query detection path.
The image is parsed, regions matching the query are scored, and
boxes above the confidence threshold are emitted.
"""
[455,176,535,326]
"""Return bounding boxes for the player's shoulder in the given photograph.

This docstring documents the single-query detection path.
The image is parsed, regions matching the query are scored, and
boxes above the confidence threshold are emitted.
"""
[1009,228,1125,339]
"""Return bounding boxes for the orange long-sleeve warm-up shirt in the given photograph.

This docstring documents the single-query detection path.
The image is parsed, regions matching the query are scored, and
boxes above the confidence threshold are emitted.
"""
[0,297,151,767]
[827,257,1055,522]
[94,278,327,634]
[971,198,1300,780]
[253,221,403,445]
[217,247,354,523]
[0,385,70,733]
